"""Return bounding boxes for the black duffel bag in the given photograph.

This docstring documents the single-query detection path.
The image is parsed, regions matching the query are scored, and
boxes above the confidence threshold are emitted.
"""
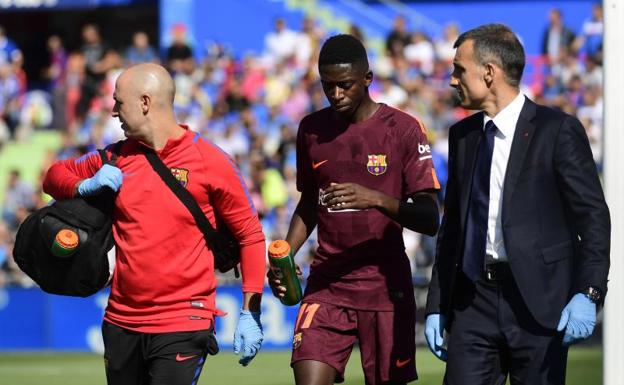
[13,149,116,297]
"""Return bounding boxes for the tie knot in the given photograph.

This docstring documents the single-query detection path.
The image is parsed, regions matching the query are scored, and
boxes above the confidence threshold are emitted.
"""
[485,120,497,133]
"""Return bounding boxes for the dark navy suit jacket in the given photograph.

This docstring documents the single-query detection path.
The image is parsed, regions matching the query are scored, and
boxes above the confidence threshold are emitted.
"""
[426,97,610,329]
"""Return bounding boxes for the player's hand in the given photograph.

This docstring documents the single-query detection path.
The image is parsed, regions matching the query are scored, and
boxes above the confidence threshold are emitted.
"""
[267,264,302,299]
[557,293,596,346]
[425,313,448,361]
[322,182,380,211]
[78,164,123,196]
[233,310,263,366]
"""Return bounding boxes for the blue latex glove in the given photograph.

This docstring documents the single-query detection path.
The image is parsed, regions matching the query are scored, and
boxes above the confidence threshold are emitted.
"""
[557,293,597,346]
[233,310,263,366]
[425,313,448,361]
[78,164,123,196]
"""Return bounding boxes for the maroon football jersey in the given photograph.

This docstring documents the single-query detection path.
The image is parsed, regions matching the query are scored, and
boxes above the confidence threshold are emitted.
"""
[296,104,440,310]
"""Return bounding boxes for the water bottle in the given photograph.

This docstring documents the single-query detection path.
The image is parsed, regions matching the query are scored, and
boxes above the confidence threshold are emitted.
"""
[268,240,302,306]
[50,229,79,257]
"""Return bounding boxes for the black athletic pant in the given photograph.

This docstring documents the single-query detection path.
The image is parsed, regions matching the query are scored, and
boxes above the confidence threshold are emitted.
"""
[102,321,218,385]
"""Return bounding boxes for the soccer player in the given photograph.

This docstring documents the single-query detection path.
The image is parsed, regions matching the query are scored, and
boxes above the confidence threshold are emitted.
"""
[43,63,266,385]
[268,34,440,385]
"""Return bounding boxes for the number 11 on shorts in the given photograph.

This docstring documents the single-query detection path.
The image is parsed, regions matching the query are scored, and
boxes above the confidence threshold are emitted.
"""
[295,303,320,330]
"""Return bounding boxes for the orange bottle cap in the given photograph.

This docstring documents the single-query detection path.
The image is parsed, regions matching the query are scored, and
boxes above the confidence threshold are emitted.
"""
[55,229,79,249]
[268,240,291,258]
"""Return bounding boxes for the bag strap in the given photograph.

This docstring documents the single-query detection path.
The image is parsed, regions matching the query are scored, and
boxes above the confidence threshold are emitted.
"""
[98,142,122,166]
[141,147,224,254]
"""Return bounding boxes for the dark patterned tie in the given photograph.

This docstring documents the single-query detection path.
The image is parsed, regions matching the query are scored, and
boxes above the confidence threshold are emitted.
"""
[462,120,497,281]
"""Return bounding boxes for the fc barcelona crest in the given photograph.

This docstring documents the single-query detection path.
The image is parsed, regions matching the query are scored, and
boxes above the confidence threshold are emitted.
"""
[170,168,189,188]
[367,154,387,176]
[293,332,303,349]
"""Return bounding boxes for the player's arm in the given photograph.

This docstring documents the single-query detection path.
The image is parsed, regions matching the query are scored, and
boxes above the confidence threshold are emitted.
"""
[322,185,439,236]
[267,189,316,300]
[285,189,318,256]
[43,148,121,199]
[383,191,439,235]
[286,118,319,255]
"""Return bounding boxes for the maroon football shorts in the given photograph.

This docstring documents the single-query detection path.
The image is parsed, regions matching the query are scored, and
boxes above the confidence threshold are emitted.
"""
[290,301,417,384]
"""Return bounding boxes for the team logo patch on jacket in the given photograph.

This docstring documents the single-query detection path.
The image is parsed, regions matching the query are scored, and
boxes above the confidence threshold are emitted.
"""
[170,168,189,188]
[367,154,387,176]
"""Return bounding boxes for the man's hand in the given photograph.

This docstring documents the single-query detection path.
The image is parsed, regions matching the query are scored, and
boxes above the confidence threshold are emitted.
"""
[77,164,123,196]
[557,293,597,346]
[425,313,448,361]
[267,264,302,299]
[322,182,381,211]
[233,310,263,366]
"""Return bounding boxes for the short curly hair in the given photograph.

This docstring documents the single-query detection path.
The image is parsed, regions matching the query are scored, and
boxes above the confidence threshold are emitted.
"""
[318,34,369,70]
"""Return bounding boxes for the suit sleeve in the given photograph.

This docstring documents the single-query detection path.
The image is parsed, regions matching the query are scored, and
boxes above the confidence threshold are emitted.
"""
[426,124,460,316]
[554,116,610,294]
[43,150,105,200]
[207,148,266,293]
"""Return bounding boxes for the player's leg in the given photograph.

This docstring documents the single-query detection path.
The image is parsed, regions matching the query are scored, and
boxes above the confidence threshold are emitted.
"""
[145,328,216,385]
[356,307,417,385]
[290,302,357,385]
[294,360,337,385]
[102,321,146,385]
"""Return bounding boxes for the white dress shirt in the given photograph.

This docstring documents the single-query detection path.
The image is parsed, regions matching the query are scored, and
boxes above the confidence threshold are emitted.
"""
[483,92,526,262]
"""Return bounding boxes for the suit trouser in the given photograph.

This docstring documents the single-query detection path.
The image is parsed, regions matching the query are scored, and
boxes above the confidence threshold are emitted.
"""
[444,272,568,385]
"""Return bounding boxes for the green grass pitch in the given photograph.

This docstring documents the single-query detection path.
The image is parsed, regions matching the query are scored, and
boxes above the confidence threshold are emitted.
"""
[0,347,601,385]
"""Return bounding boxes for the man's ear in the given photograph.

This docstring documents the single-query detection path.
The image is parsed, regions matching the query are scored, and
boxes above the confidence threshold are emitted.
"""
[364,70,374,87]
[483,63,496,86]
[140,94,151,114]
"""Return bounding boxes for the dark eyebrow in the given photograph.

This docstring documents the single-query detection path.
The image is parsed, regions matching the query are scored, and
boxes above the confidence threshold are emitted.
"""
[321,77,357,85]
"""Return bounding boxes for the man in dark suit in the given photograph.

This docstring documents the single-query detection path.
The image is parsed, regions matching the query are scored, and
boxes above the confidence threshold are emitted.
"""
[541,8,576,62]
[424,24,610,385]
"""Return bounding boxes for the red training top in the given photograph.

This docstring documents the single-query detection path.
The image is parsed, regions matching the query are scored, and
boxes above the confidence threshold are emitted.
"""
[296,104,440,311]
[43,127,266,333]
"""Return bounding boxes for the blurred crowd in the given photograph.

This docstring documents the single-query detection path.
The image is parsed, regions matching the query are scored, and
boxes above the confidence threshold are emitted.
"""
[0,4,604,288]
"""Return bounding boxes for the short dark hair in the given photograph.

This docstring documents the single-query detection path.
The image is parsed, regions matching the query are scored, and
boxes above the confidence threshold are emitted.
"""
[318,34,369,71]
[454,23,525,87]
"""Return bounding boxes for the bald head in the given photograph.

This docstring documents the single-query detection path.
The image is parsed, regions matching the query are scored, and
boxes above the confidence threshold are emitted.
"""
[118,63,176,108]
[112,63,181,145]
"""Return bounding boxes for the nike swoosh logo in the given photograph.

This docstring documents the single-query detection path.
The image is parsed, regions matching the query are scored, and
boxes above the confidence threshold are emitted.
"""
[176,353,197,362]
[312,160,328,170]
[396,358,412,368]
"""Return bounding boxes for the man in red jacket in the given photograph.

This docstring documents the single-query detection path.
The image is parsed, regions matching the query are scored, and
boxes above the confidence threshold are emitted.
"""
[43,63,266,385]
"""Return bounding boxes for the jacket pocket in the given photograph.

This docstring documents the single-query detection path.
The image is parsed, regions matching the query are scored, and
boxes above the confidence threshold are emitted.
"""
[541,240,573,264]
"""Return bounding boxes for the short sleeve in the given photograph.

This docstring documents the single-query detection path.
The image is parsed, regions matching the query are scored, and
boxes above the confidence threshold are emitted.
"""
[401,118,440,197]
